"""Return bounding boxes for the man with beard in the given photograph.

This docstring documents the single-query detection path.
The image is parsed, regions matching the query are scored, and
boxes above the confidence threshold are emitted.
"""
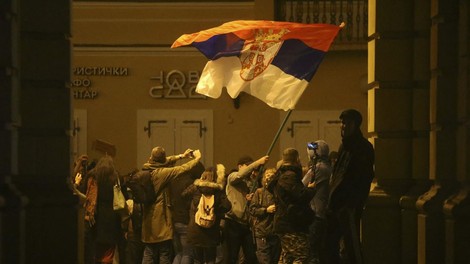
[326,109,375,264]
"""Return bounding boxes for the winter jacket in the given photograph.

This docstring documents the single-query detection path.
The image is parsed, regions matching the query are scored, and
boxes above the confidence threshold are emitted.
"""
[187,164,232,247]
[225,162,259,225]
[328,130,375,212]
[302,140,332,219]
[169,162,205,224]
[141,155,200,243]
[268,165,315,234]
[249,186,276,238]
[84,172,122,244]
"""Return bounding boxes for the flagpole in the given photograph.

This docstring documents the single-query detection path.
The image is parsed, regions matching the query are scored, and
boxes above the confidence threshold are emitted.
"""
[265,109,292,156]
[250,109,292,193]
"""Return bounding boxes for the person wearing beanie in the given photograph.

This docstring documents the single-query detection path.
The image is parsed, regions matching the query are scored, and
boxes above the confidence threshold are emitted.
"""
[267,148,316,263]
[142,146,191,171]
[326,109,375,264]
[140,147,202,264]
[223,154,269,264]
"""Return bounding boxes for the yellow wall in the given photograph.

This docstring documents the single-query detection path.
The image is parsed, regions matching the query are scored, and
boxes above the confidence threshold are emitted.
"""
[72,2,367,173]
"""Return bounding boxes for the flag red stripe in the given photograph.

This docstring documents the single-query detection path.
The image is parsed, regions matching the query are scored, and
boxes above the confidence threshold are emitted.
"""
[172,20,341,52]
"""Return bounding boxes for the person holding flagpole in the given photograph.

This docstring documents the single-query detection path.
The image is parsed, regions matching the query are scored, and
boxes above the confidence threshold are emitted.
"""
[171,21,343,263]
[223,155,269,264]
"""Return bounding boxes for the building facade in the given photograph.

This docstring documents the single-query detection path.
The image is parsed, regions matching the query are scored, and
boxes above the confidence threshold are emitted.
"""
[1,0,468,263]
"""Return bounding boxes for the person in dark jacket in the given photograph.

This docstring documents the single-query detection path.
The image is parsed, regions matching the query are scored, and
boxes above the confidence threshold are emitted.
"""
[83,155,124,264]
[249,168,281,264]
[326,109,375,264]
[185,165,232,264]
[170,162,205,264]
[123,185,145,264]
[268,148,316,264]
[302,140,332,264]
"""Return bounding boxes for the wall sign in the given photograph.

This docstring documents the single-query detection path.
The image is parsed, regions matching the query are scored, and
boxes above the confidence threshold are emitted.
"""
[71,67,205,100]
[149,70,205,99]
[71,66,129,100]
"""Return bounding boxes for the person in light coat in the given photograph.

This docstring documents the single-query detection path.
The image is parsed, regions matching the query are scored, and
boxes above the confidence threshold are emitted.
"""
[141,146,202,264]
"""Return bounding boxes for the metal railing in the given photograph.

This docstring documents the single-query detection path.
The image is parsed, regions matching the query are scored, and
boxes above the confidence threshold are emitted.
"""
[276,0,368,48]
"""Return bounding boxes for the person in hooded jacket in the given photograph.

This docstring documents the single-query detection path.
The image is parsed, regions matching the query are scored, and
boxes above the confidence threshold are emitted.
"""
[170,161,205,264]
[249,168,281,264]
[267,148,316,264]
[185,165,232,264]
[326,109,375,264]
[141,146,202,264]
[302,140,332,264]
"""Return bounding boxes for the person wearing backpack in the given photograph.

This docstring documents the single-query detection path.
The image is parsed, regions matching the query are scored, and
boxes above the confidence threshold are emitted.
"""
[170,162,205,264]
[184,165,231,264]
[141,147,202,264]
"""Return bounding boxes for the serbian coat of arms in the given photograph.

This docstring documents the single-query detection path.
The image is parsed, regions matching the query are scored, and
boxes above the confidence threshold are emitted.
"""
[239,28,290,81]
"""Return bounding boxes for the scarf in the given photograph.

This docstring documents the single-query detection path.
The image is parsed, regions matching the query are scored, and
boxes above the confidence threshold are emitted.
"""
[84,176,98,225]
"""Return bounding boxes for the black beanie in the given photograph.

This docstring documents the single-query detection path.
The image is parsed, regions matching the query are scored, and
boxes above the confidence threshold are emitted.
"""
[237,155,253,166]
[339,109,363,127]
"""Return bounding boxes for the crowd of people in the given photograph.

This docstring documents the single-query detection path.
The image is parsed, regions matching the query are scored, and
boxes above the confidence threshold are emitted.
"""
[71,108,375,264]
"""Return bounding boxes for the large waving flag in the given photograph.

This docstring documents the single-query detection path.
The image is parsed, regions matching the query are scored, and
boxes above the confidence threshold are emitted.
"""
[172,20,342,110]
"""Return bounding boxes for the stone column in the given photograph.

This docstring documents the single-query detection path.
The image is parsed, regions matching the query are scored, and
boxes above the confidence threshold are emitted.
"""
[0,1,28,263]
[398,0,432,263]
[442,1,470,263]
[416,0,460,264]
[1,0,78,263]
[363,0,429,263]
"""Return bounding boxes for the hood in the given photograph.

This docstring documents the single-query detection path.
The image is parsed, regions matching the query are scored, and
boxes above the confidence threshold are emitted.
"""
[142,157,177,170]
[194,164,226,191]
[307,140,330,160]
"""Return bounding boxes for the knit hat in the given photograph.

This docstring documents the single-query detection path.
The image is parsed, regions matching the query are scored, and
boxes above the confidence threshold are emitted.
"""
[339,109,363,126]
[282,148,300,165]
[237,155,253,166]
[150,146,166,163]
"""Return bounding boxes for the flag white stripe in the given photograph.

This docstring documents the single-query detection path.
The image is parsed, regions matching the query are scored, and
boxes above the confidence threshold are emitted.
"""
[196,57,308,111]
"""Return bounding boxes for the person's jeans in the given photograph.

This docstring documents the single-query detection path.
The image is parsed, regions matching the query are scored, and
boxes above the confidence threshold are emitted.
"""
[255,235,281,264]
[222,218,257,264]
[193,246,216,264]
[142,240,172,264]
[126,238,144,264]
[172,222,194,264]
[309,217,327,264]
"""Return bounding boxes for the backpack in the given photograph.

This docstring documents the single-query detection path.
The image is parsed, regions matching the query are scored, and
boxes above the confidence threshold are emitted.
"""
[194,194,216,228]
[126,170,156,204]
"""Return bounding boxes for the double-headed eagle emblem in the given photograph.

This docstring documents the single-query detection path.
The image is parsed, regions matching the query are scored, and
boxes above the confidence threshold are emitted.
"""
[240,28,290,81]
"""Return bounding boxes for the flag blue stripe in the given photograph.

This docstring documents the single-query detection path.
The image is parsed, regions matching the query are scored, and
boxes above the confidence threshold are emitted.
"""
[272,39,326,81]
[193,34,245,60]
[193,35,326,82]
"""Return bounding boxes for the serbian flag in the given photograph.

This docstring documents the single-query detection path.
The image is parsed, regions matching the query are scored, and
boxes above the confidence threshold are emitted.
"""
[172,20,342,110]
